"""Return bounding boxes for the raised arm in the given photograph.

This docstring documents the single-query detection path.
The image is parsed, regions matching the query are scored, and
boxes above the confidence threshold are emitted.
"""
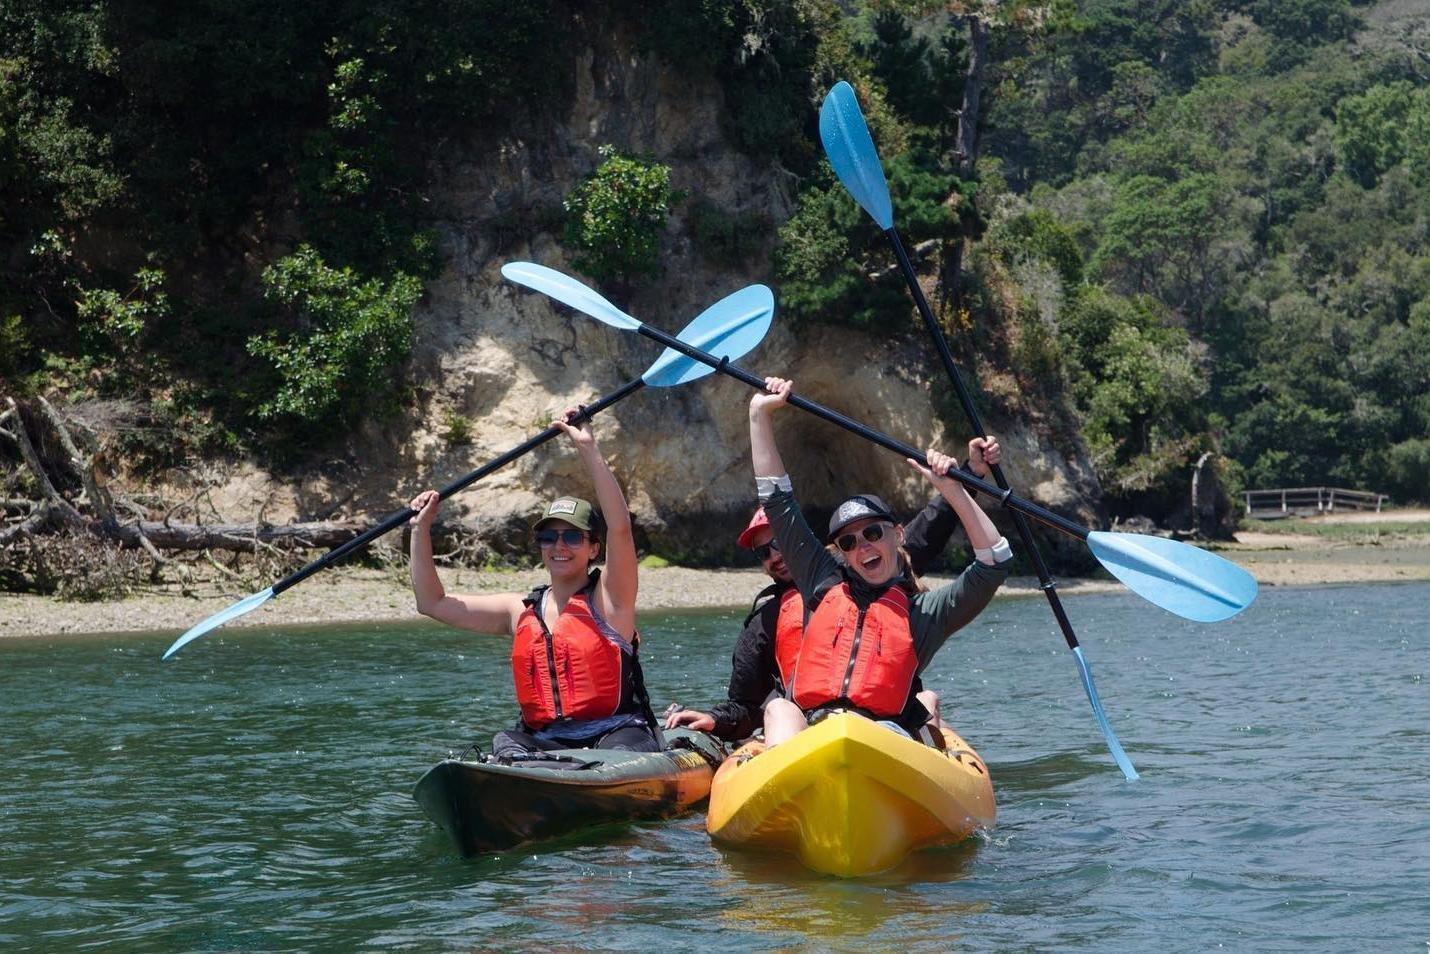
[408,490,523,634]
[749,377,839,599]
[555,409,637,635]
[906,443,1005,558]
[749,376,792,480]
[902,436,1002,573]
[905,440,1013,665]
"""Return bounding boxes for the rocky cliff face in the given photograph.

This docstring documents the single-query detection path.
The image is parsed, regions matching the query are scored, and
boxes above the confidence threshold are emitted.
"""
[195,26,1103,564]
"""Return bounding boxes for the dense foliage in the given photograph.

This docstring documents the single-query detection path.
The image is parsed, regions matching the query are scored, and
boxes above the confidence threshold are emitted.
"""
[3,0,1426,516]
[1,0,567,452]
[974,0,1430,510]
[563,146,680,286]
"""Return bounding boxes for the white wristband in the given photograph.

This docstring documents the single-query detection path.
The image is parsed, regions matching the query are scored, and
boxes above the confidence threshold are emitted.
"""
[974,536,1012,565]
[755,474,793,501]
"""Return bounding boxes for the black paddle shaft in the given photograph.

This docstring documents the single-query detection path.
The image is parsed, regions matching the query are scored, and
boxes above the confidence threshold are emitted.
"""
[887,228,1087,650]
[270,377,647,596]
[619,323,1091,540]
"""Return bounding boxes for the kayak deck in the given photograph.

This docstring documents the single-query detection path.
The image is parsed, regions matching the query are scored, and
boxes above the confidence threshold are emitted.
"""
[414,728,726,855]
[705,712,995,876]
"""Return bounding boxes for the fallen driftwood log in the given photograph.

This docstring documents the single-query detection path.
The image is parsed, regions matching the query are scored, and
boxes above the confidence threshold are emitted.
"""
[103,518,367,551]
[1,395,382,558]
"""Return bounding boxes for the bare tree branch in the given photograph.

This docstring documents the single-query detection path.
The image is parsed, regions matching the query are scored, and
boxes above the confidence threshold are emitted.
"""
[0,504,54,546]
[3,397,79,518]
[102,519,366,552]
[35,395,115,520]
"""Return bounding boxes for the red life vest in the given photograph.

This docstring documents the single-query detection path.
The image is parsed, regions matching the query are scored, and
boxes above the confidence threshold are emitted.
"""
[772,586,804,689]
[789,581,917,718]
[511,578,640,729]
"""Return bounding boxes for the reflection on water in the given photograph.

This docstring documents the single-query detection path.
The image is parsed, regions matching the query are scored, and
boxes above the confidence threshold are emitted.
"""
[712,838,989,944]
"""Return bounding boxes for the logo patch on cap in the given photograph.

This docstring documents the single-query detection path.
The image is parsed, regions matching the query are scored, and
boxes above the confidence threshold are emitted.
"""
[834,500,877,524]
[547,499,579,516]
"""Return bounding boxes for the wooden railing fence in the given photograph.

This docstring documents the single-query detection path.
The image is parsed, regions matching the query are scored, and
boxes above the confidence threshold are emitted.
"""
[1243,487,1390,518]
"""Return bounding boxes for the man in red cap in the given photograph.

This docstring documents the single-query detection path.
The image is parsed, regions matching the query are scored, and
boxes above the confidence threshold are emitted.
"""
[667,438,1001,742]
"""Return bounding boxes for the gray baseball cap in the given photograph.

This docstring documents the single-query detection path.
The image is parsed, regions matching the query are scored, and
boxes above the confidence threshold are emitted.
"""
[826,493,896,542]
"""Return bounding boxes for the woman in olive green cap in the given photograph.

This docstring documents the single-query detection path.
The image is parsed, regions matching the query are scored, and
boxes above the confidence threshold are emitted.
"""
[408,407,660,758]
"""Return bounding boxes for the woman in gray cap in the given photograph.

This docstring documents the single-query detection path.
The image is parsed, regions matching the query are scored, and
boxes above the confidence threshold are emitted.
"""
[748,377,1014,746]
[407,407,660,758]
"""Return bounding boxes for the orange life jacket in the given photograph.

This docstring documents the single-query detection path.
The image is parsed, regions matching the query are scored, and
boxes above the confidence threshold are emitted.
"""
[772,586,804,689]
[789,581,917,718]
[511,577,640,729]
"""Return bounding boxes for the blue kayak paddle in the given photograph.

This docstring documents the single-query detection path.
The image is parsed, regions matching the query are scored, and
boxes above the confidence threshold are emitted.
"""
[502,262,1259,630]
[161,284,775,659]
[820,79,1144,779]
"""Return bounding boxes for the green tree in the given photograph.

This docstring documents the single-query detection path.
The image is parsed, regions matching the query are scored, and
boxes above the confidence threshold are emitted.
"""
[996,208,1084,286]
[1057,285,1209,500]
[1385,438,1430,503]
[860,10,966,133]
[73,266,169,357]
[1246,0,1360,71]
[1407,94,1430,190]
[776,148,968,327]
[247,246,421,432]
[1091,171,1248,330]
[1334,81,1417,188]
[981,0,1220,188]
[634,0,837,168]
[562,145,679,287]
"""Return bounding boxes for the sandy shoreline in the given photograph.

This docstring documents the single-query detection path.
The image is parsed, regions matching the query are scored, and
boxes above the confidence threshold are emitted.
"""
[0,563,1123,638]
[4,519,1429,638]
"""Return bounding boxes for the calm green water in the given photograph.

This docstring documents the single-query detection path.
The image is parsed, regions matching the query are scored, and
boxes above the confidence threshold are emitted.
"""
[2,582,1427,950]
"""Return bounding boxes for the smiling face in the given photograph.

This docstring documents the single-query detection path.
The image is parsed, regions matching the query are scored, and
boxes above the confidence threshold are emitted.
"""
[535,519,600,582]
[836,517,902,587]
[747,526,792,584]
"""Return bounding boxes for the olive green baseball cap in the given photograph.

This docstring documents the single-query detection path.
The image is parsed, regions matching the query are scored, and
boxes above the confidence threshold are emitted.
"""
[533,496,600,533]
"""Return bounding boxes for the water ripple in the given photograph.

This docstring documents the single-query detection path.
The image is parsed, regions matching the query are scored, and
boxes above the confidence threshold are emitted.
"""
[2,583,1427,948]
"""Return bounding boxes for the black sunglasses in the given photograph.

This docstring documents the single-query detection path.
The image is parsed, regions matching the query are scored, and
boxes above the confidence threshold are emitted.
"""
[835,522,892,553]
[753,538,781,561]
[535,528,588,548]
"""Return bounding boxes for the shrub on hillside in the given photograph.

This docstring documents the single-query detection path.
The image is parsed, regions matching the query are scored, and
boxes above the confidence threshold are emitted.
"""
[563,146,679,286]
[247,246,420,433]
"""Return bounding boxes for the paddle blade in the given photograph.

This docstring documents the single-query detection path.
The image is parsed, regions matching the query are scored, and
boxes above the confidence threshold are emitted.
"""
[500,262,641,330]
[820,81,893,230]
[1088,531,1258,623]
[1070,646,1139,780]
[643,285,774,388]
[162,587,275,660]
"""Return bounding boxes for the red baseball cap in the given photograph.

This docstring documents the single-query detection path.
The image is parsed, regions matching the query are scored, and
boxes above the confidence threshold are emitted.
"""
[737,507,771,550]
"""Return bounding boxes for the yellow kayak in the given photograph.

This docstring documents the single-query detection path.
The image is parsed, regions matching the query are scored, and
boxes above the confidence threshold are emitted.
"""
[706,711,995,876]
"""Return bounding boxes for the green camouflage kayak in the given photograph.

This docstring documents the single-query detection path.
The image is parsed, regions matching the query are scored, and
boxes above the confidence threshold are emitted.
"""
[413,728,728,855]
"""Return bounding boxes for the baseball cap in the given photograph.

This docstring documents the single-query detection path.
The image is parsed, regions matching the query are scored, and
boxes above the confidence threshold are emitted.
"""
[826,493,896,542]
[533,496,601,534]
[737,507,771,549]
